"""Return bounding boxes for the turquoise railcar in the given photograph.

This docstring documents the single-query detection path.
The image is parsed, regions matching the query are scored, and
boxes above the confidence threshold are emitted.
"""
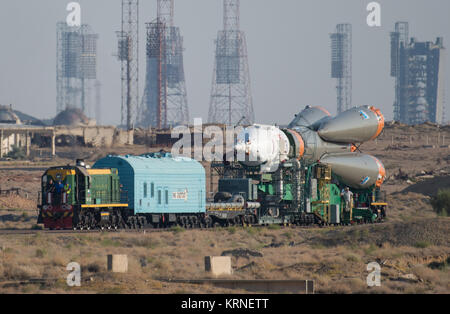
[93,153,206,215]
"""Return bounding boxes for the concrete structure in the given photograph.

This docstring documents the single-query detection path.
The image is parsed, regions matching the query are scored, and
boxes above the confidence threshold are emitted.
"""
[391,22,446,124]
[53,108,94,126]
[0,104,133,159]
[0,124,133,159]
[54,126,133,147]
[0,105,56,158]
[0,124,55,158]
[107,255,128,273]
[205,256,232,277]
[0,105,21,124]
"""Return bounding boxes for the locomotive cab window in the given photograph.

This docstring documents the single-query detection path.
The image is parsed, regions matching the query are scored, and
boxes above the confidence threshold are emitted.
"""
[165,190,169,205]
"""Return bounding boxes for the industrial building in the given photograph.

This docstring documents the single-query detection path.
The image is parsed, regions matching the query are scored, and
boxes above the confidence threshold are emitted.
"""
[0,105,134,159]
[0,105,55,158]
[390,22,446,125]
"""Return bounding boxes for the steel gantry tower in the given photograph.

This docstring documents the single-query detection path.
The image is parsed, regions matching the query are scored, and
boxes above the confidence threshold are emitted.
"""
[140,0,190,129]
[56,22,98,116]
[390,22,409,122]
[390,22,445,124]
[331,24,352,114]
[208,0,254,126]
[117,0,139,130]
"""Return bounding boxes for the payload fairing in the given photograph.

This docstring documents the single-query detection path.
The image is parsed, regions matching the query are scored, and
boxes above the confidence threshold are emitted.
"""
[235,105,386,190]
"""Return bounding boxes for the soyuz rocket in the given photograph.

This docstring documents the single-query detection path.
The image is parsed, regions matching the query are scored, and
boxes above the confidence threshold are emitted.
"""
[235,105,386,190]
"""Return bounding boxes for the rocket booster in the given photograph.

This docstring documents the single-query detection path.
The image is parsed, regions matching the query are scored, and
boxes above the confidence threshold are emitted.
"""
[235,105,386,188]
[319,153,386,189]
[318,106,385,143]
[288,105,331,130]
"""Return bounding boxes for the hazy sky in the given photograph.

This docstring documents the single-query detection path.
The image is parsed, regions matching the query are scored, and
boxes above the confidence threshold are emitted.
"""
[0,0,449,125]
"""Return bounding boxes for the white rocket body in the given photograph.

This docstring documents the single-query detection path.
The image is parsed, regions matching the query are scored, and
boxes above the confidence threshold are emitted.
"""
[234,106,387,189]
[235,124,290,173]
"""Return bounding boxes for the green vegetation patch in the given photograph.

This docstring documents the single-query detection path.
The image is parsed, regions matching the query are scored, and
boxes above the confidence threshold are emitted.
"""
[431,189,450,217]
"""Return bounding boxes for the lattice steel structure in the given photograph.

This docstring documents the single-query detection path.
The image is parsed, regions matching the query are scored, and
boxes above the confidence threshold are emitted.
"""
[117,0,139,129]
[390,22,409,121]
[140,0,190,129]
[390,22,446,124]
[56,22,98,116]
[330,24,352,114]
[208,0,254,126]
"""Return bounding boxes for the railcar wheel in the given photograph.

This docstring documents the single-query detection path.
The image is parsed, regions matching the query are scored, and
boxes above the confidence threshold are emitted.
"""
[191,217,198,228]
[139,217,146,229]
[180,217,185,228]
[204,217,213,228]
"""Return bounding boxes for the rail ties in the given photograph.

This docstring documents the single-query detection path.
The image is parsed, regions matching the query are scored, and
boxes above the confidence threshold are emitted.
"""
[0,278,58,288]
[0,229,100,235]
[0,228,184,235]
[0,220,379,235]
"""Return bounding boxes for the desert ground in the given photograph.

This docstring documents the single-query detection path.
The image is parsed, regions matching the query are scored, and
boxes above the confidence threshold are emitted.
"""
[0,122,449,294]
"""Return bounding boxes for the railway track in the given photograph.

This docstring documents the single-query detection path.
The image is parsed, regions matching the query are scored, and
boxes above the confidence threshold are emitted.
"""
[0,228,169,236]
[0,221,375,236]
[0,228,99,235]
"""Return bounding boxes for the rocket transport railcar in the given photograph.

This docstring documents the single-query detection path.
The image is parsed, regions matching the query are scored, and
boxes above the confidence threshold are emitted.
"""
[38,106,387,230]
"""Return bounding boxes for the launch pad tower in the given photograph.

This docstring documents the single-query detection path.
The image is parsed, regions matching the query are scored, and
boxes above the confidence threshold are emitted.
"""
[208,0,254,126]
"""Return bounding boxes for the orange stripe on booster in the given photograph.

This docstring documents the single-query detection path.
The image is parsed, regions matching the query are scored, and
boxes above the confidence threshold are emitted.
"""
[286,129,305,159]
[313,106,331,116]
[369,106,385,140]
[369,155,386,187]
